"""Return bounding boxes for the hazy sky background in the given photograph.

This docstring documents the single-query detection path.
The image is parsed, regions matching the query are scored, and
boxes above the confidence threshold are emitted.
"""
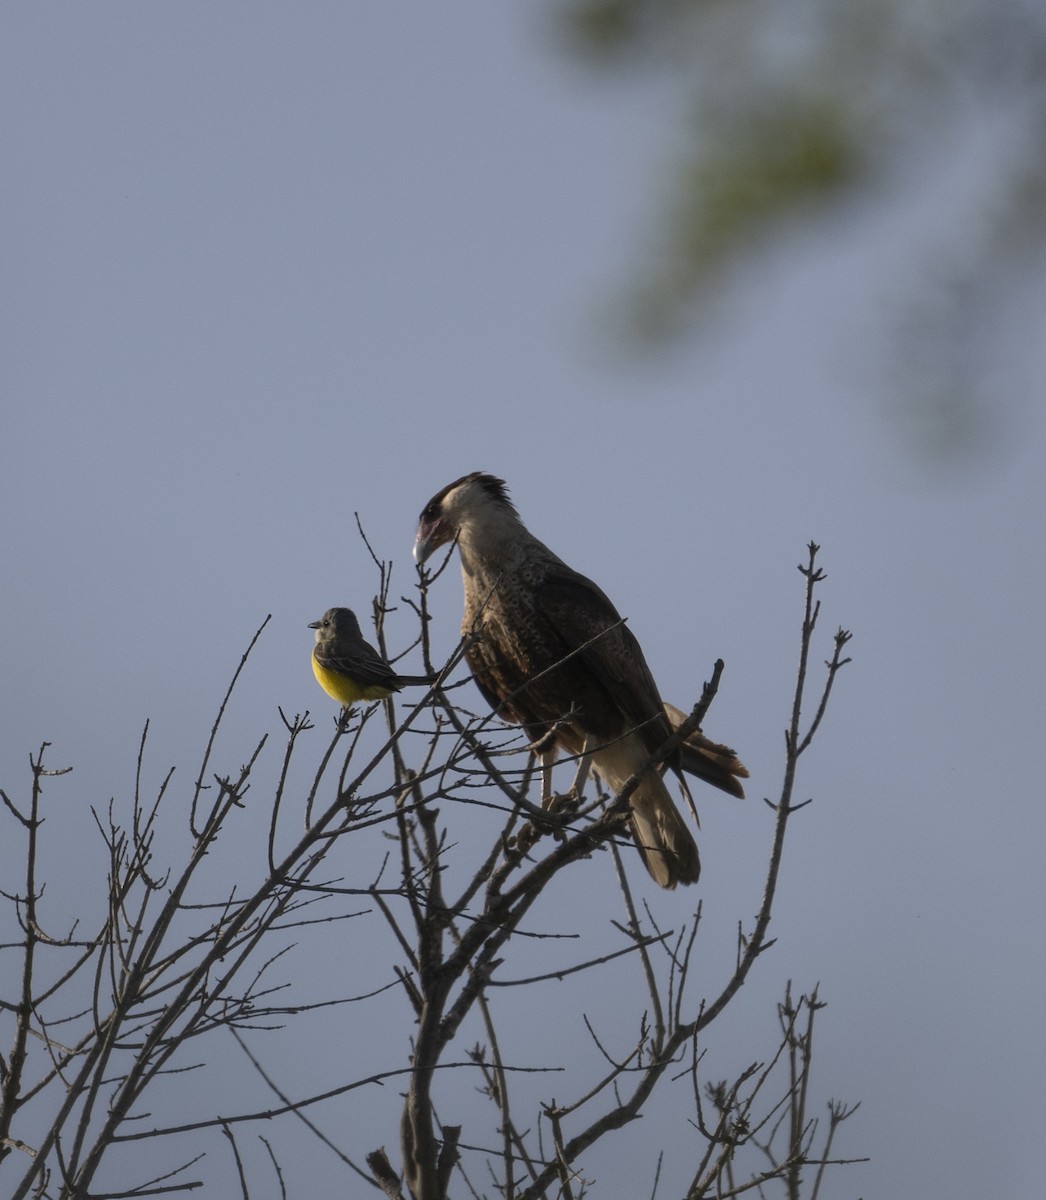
[3,5,1045,1198]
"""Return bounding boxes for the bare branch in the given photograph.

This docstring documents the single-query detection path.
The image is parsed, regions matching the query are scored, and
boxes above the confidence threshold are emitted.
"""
[2,543,858,1199]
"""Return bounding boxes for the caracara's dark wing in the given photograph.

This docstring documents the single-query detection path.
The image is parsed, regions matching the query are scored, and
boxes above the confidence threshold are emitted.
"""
[536,565,673,752]
[466,557,673,756]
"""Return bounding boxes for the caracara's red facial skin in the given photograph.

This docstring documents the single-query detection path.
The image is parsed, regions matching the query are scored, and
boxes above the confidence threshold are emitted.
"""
[413,472,499,564]
[413,508,449,564]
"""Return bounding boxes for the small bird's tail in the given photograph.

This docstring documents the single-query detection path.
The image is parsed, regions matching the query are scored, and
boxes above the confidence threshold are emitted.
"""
[394,674,438,688]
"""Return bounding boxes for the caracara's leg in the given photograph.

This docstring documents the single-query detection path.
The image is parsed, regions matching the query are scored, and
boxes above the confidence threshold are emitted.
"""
[540,749,556,806]
[540,738,592,815]
[569,735,594,799]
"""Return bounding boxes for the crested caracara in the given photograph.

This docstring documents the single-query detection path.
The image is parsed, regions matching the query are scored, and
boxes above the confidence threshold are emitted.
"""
[413,471,746,889]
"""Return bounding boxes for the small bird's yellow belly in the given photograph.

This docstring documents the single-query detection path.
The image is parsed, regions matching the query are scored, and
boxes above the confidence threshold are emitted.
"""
[311,655,392,705]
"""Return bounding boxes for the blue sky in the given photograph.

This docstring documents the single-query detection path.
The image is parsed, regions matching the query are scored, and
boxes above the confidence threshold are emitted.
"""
[3,5,1045,1197]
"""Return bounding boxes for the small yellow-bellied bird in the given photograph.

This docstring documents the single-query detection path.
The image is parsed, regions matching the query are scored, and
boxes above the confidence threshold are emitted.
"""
[308,607,434,706]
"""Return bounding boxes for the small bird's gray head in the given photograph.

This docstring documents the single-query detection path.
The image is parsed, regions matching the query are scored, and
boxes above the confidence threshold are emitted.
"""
[308,607,363,644]
[413,472,515,564]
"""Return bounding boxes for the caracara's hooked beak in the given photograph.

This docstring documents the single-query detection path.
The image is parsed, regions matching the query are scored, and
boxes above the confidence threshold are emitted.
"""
[413,528,433,565]
[413,514,447,565]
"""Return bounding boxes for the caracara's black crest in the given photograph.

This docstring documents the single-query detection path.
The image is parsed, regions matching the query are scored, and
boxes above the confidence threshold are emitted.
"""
[427,472,515,516]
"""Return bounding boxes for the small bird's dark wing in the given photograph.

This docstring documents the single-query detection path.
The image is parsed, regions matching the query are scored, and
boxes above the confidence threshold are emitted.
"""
[313,639,403,692]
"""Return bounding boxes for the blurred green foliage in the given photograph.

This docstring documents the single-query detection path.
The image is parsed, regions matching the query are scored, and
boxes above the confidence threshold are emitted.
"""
[636,93,863,338]
[557,0,1046,459]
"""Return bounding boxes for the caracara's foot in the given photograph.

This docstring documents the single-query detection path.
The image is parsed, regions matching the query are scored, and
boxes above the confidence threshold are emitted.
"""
[542,789,580,817]
[509,821,539,859]
[509,791,580,858]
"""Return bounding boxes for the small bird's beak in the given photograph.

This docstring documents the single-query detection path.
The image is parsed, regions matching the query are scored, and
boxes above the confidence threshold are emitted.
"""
[307,619,321,630]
